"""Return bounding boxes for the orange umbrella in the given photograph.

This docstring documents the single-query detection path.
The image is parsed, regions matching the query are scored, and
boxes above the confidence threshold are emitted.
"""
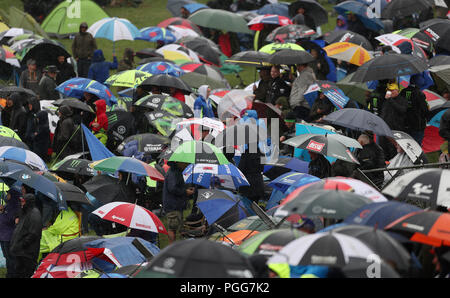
[218,230,260,246]
[323,42,373,66]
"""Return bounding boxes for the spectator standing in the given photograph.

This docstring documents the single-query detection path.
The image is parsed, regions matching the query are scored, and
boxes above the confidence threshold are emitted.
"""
[72,22,97,78]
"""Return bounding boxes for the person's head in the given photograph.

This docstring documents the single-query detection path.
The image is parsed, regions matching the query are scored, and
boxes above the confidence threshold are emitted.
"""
[7,92,21,108]
[310,48,320,59]
[45,65,59,79]
[180,7,190,18]
[381,45,393,55]
[79,22,88,33]
[386,82,400,98]
[296,7,305,15]
[336,15,347,28]
[124,48,135,61]
[357,133,371,146]
[296,63,308,72]
[442,89,450,101]
[347,12,357,21]
[27,59,37,71]
[94,99,107,114]
[151,86,161,94]
[270,65,281,79]
[57,55,66,64]
[292,13,305,25]
[58,105,73,118]
[284,111,296,128]
[20,193,36,210]
[308,150,319,160]
[21,184,34,196]
[258,67,271,80]
[83,92,93,101]
[198,85,211,99]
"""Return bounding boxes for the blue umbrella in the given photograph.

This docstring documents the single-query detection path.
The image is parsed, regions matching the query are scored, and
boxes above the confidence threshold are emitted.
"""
[183,163,249,190]
[334,0,384,32]
[0,146,48,172]
[304,80,350,110]
[429,109,448,128]
[135,27,177,44]
[263,156,310,180]
[136,61,185,77]
[55,77,117,106]
[257,3,290,17]
[268,171,320,193]
[183,3,208,14]
[293,123,338,163]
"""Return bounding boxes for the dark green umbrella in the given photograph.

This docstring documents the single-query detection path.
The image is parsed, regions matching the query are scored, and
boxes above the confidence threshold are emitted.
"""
[336,72,373,106]
[188,8,254,35]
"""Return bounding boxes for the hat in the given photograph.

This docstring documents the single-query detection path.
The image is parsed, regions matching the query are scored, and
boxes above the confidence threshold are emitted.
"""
[285,111,296,123]
[44,65,59,73]
[386,82,399,91]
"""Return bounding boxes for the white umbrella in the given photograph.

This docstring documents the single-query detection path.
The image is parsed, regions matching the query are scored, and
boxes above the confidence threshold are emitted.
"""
[167,25,200,40]
[87,17,140,52]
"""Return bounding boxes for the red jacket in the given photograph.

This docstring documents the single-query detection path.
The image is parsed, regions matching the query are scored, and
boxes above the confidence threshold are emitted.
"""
[90,99,108,132]
[172,89,185,103]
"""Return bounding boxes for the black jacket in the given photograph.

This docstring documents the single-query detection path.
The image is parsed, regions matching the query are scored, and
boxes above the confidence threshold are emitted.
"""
[8,93,27,141]
[355,142,385,188]
[266,77,291,105]
[32,110,51,162]
[38,74,60,101]
[53,106,77,159]
[308,154,331,179]
[9,194,42,261]
[238,150,265,201]
[56,61,76,85]
[380,94,408,131]
[162,162,188,213]
[400,85,429,132]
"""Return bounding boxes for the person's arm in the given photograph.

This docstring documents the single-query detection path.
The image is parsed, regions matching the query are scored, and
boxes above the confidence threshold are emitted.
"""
[193,97,202,118]
[110,55,118,69]
[166,172,186,197]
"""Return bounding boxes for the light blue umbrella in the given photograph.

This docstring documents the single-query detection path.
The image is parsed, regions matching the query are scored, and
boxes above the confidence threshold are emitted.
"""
[0,146,48,172]
[429,109,448,128]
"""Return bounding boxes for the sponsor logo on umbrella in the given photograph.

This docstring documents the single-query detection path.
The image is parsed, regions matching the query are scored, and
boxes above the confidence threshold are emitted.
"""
[111,215,126,222]
[202,191,214,199]
[306,140,325,152]
[401,222,424,231]
[21,174,31,180]
[311,255,337,265]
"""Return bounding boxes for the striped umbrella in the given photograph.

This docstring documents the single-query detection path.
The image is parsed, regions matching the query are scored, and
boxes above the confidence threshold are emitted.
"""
[156,44,200,63]
[168,140,229,165]
[247,14,292,31]
[105,69,152,88]
[323,42,373,66]
[136,26,177,44]
[87,17,140,52]
[0,146,48,172]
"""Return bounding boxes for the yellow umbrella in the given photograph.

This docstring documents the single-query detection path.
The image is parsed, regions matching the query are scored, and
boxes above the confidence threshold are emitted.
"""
[323,42,373,66]
[160,50,195,62]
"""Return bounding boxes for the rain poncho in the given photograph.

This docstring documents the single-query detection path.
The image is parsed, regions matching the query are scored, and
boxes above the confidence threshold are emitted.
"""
[193,85,214,118]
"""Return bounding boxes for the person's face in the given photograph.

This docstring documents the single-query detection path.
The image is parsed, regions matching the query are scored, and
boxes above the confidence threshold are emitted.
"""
[443,92,450,101]
[21,186,26,196]
[337,19,343,27]
[390,89,399,98]
[80,26,87,32]
[6,99,13,108]
[270,67,280,79]
[57,56,65,64]
[308,151,318,160]
[285,121,294,129]
[206,88,211,98]
[28,63,36,71]
[311,49,319,59]
[297,7,305,14]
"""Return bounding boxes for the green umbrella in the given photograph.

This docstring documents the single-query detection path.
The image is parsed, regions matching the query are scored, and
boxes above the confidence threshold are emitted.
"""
[188,8,254,35]
[336,72,373,106]
[180,71,229,90]
[168,140,229,165]
[238,229,306,256]
[144,110,179,137]
[259,42,305,54]
[0,125,21,140]
[105,69,152,88]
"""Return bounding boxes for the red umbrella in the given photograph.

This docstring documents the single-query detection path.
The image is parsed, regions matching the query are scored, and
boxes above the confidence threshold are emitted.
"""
[92,202,168,234]
[247,14,292,31]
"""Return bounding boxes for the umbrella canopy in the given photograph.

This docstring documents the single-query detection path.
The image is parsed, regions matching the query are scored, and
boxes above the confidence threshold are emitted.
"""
[168,140,229,165]
[167,24,201,40]
[136,238,255,278]
[105,70,152,88]
[136,26,177,44]
[420,19,450,52]
[175,117,225,139]
[180,71,229,90]
[265,24,316,43]
[14,39,70,69]
[180,62,226,82]
[247,14,292,31]
[214,121,268,148]
[53,182,92,205]
[283,134,360,164]
[157,17,203,35]
[182,163,249,190]
[267,232,377,268]
[52,98,95,113]
[350,53,429,83]
[385,210,450,247]
[90,156,165,181]
[138,73,192,94]
[188,8,254,35]
[0,45,20,68]
[323,108,394,138]
[166,0,196,17]
[87,17,140,42]
[381,0,432,19]
[263,158,310,181]
[215,229,260,247]
[55,77,117,106]
[429,64,450,93]
[323,42,373,66]
[304,80,352,110]
[334,1,384,32]
[116,133,170,155]
[382,169,450,209]
[136,61,185,77]
[155,43,201,63]
[268,49,315,65]
[216,89,254,120]
[335,72,373,105]
[82,174,125,205]
[225,50,271,67]
[50,158,95,179]
[144,110,179,137]
[340,257,401,278]
[0,136,29,150]
[259,42,305,54]
[288,0,329,26]
[391,130,423,163]
[323,29,374,51]
[176,36,222,66]
[375,33,428,60]
[275,189,372,219]
[0,85,37,100]
[133,94,193,118]
[0,146,47,172]
[196,189,249,228]
[267,171,319,194]
[92,202,167,234]
[0,126,21,140]
[326,224,411,272]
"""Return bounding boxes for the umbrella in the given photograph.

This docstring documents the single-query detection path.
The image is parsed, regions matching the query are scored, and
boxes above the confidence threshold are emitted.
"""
[0,146,48,172]
[116,133,171,155]
[168,140,229,165]
[267,172,319,193]
[283,134,360,164]
[225,215,292,233]
[182,163,249,190]
[429,55,450,67]
[87,17,140,52]
[50,158,95,179]
[52,98,95,113]
[323,42,373,66]
[214,121,268,149]
[257,3,290,17]
[259,42,305,54]
[381,0,432,19]
[135,26,177,44]
[156,43,201,63]
[176,36,222,66]
[0,126,21,140]
[275,189,372,219]
[133,94,193,118]
[247,14,292,31]
[15,39,70,69]
[334,1,384,32]
[91,202,167,234]
[180,71,229,90]
[0,85,37,99]
[385,210,450,247]
[157,17,203,35]
[215,230,260,246]
[391,130,423,163]
[424,89,448,111]
[0,168,67,210]
[55,78,117,106]
[323,108,394,138]
[188,8,254,35]
[175,117,225,139]
[166,0,196,17]
[216,89,254,121]
[196,189,250,228]
[326,224,411,272]
[428,64,450,93]
[267,232,377,268]
[89,156,165,181]
[238,229,307,257]
[82,174,125,205]
[394,28,434,54]
[0,27,32,40]
[144,110,179,137]
[53,182,92,205]
[343,200,422,229]
[375,33,428,60]
[304,80,352,110]
[340,257,401,278]
[336,72,373,105]
[288,0,329,26]
[323,29,374,51]
[263,157,310,180]
[350,53,429,83]
[225,50,271,67]
[106,110,136,149]
[167,24,201,40]
[180,62,226,83]
[138,74,192,94]
[104,70,152,88]
[136,238,255,278]
[268,49,314,66]
[382,169,450,209]
[136,61,185,77]
[265,24,316,43]
[0,45,20,68]
[135,48,164,59]
[0,136,29,150]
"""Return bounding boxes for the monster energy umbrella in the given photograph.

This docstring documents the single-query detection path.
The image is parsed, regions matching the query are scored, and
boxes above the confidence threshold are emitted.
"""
[50,158,95,180]
[105,69,152,88]
[144,110,179,137]
[54,182,92,206]
[381,0,432,19]
[116,133,171,154]
[134,94,193,118]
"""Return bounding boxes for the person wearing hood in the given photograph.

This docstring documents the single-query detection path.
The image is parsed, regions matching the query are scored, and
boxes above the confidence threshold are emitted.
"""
[89,99,108,145]
[117,48,135,72]
[194,85,214,118]
[7,92,27,141]
[289,63,316,122]
[71,22,97,78]
[24,97,40,150]
[0,190,21,278]
[53,105,78,160]
[9,193,42,278]
[31,110,51,163]
[38,65,61,101]
[334,15,348,31]
[88,49,118,84]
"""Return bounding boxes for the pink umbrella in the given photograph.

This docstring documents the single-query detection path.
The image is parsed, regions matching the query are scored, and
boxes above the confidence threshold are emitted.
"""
[92,202,168,234]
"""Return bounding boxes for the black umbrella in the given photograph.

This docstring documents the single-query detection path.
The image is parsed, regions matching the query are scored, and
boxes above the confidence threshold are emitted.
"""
[116,133,171,155]
[323,30,374,51]
[135,238,256,278]
[419,18,450,52]
[225,50,271,67]
[180,71,230,90]
[106,110,136,151]
[429,55,450,67]
[268,49,315,65]
[133,94,193,118]
[138,74,192,93]
[53,182,92,205]
[20,39,71,69]
[82,174,123,205]
[381,0,431,19]
[329,224,412,273]
[176,36,222,66]
[135,48,163,59]
[0,136,29,150]
[0,85,37,99]
[349,53,428,83]
[288,0,329,26]
[50,158,95,180]
[53,98,95,113]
